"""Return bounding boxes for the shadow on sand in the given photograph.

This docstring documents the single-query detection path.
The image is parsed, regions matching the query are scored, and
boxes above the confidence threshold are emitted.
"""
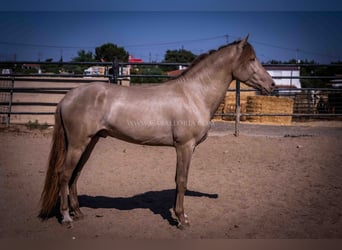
[79,189,218,226]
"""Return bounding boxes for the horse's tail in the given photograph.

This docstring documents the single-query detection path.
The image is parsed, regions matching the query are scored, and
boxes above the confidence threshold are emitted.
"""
[39,105,66,219]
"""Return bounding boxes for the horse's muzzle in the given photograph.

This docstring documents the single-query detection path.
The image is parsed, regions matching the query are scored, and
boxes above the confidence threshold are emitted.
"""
[261,82,276,95]
[269,82,276,94]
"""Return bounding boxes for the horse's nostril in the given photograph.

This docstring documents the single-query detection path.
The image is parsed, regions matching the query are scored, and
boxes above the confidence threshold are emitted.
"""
[271,82,276,87]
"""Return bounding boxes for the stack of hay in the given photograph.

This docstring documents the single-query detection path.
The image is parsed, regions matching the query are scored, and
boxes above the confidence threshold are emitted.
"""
[212,100,225,120]
[246,96,294,125]
[293,91,316,114]
[222,80,256,121]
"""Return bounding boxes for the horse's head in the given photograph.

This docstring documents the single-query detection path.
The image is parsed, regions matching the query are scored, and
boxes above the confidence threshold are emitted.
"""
[232,35,275,94]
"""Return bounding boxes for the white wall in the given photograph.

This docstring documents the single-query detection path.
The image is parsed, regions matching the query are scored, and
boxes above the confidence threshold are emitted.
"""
[267,69,301,88]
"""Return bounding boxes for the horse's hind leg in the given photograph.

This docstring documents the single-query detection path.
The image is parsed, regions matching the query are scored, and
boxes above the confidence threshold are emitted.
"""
[59,143,89,226]
[68,170,84,220]
[69,136,99,220]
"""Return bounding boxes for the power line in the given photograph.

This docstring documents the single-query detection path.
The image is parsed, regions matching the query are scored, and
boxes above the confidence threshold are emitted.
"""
[0,34,339,61]
[123,35,226,48]
[251,39,340,60]
[0,41,94,50]
[0,35,227,50]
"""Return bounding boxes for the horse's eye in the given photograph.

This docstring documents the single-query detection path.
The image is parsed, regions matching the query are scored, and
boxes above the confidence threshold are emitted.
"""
[251,58,256,62]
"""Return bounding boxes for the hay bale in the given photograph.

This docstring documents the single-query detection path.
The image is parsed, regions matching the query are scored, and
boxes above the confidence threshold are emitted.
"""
[213,99,225,120]
[246,96,294,125]
[293,91,315,114]
[222,80,256,121]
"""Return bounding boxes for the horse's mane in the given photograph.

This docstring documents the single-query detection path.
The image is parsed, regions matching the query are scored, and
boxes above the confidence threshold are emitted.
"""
[176,39,255,78]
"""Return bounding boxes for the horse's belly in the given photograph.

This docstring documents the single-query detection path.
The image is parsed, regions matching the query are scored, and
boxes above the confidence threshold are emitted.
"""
[104,120,174,146]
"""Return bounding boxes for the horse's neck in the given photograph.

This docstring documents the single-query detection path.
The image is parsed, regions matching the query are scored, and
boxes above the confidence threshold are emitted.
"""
[179,54,233,117]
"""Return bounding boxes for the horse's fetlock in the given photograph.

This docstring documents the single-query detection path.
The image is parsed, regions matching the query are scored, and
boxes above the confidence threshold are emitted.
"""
[174,208,183,218]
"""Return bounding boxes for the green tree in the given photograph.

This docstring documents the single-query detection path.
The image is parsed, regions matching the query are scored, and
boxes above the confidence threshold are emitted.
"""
[162,48,196,71]
[95,43,129,62]
[163,49,196,63]
[41,58,59,74]
[70,50,96,74]
[130,65,166,84]
[72,50,95,62]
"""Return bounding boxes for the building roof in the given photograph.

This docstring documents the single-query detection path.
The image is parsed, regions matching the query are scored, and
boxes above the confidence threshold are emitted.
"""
[128,55,143,63]
[167,69,185,77]
[22,63,41,68]
[265,65,300,71]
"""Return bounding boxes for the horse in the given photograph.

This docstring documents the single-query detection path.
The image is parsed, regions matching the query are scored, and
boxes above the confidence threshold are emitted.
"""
[38,35,274,228]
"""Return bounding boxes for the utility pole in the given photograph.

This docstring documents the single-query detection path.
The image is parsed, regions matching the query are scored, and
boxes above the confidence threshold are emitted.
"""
[296,49,300,64]
[60,48,63,62]
[225,34,229,44]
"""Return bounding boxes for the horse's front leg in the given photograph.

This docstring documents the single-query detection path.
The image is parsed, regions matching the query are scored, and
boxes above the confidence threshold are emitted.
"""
[174,142,194,229]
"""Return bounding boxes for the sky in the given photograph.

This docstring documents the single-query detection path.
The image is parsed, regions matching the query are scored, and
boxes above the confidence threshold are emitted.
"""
[0,0,342,63]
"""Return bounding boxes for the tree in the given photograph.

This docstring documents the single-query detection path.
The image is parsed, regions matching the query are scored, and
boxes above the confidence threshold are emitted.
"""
[40,58,60,74]
[72,50,95,62]
[163,49,196,63]
[95,43,129,62]
[162,48,196,71]
[130,65,166,84]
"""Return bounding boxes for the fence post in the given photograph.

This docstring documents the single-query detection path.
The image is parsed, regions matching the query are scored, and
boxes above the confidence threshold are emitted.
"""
[111,57,119,84]
[7,75,14,127]
[234,80,241,137]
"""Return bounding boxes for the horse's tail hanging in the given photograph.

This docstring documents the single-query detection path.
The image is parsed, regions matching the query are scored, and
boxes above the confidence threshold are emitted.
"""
[38,105,67,219]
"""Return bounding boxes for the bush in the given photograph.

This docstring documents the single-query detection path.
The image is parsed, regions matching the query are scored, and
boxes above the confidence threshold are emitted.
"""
[25,120,49,130]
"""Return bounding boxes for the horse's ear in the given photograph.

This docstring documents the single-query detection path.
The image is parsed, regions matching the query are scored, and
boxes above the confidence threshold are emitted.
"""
[238,34,249,48]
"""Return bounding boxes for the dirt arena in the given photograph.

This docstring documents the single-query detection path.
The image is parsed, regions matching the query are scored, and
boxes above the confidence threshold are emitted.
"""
[0,121,342,239]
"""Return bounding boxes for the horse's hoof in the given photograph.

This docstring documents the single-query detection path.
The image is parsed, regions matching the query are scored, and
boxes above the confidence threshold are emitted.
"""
[61,220,74,229]
[177,214,190,230]
[177,221,190,230]
[61,214,74,228]
[73,212,85,221]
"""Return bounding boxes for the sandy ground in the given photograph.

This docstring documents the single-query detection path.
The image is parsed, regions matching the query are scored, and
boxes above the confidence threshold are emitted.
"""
[0,122,342,239]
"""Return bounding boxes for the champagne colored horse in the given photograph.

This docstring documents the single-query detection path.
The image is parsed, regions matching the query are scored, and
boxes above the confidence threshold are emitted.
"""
[39,36,274,228]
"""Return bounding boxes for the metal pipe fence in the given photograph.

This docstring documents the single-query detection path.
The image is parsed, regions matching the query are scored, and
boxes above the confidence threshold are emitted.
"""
[1,61,342,133]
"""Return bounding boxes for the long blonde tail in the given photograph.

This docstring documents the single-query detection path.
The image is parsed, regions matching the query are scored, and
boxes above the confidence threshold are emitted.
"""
[38,106,66,219]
